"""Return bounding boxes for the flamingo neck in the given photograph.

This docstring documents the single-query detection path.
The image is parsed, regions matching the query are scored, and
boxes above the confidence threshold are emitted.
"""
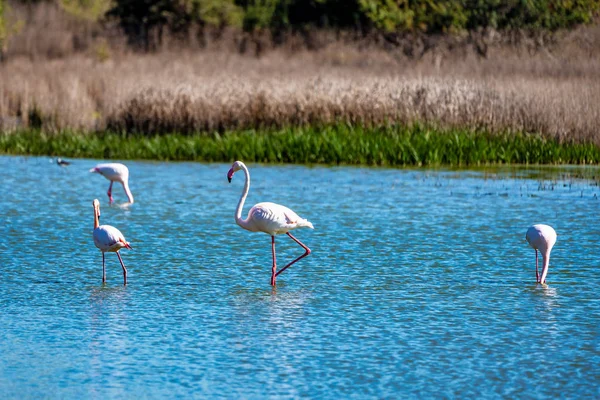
[94,207,100,229]
[235,163,253,231]
[123,181,134,204]
[539,250,551,284]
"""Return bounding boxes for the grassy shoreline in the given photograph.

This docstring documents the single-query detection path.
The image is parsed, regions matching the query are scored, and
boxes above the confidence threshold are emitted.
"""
[2,125,600,166]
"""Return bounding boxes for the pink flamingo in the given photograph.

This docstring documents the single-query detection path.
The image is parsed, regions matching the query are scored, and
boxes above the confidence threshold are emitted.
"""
[92,199,132,285]
[90,163,134,204]
[526,224,557,284]
[227,161,314,286]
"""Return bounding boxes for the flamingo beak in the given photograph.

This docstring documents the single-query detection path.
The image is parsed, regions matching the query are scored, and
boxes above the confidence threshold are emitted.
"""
[89,167,98,173]
[227,169,234,183]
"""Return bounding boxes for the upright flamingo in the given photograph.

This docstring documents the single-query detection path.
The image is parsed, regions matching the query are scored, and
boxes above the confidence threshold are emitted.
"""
[92,199,132,285]
[525,224,557,284]
[90,163,134,204]
[227,161,314,286]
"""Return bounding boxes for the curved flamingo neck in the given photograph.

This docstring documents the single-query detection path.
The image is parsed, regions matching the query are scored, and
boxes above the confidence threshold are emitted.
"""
[235,163,253,231]
[93,206,100,229]
[123,180,134,203]
[540,249,551,284]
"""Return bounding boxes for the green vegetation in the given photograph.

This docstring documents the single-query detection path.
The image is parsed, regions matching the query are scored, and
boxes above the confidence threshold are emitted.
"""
[2,3,598,166]
[54,0,599,49]
[59,0,112,22]
[358,0,600,33]
[2,124,600,166]
[0,0,7,59]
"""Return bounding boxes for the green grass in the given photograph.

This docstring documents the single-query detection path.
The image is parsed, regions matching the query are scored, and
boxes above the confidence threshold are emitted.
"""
[2,124,600,166]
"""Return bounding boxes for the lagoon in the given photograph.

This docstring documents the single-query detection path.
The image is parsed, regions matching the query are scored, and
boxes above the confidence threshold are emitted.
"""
[1,156,599,398]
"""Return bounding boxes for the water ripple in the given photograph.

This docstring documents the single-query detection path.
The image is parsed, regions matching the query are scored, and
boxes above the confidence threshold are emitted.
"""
[1,157,600,398]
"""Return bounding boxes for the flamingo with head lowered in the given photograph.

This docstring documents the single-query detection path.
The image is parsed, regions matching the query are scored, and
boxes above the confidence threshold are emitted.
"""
[526,224,557,284]
[92,199,132,285]
[227,161,314,286]
[90,163,134,204]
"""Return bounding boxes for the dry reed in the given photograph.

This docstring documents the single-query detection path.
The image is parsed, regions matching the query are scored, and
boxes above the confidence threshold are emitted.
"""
[1,2,599,143]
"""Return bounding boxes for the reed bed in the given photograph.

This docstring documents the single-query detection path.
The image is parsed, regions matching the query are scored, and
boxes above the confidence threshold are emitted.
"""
[1,39,600,145]
[3,125,600,166]
[1,17,600,169]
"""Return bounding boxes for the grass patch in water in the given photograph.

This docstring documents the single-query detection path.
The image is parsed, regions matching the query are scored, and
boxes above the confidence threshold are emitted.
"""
[1,124,600,166]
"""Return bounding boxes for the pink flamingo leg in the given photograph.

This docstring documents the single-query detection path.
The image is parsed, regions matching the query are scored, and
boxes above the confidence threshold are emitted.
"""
[271,236,277,286]
[535,249,539,283]
[107,181,114,204]
[102,252,106,283]
[275,233,311,278]
[116,251,128,286]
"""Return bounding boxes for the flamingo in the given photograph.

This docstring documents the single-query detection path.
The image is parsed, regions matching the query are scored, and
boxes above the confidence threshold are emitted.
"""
[92,199,132,285]
[525,224,557,284]
[90,163,134,204]
[227,161,314,286]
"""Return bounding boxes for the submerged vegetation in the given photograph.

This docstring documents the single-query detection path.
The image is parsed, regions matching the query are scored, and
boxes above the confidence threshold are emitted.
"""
[3,125,600,166]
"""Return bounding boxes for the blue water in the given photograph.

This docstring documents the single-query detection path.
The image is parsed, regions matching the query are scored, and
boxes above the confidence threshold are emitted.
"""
[1,155,599,399]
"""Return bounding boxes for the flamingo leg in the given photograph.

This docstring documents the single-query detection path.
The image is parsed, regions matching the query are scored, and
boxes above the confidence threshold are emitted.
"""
[116,251,128,286]
[535,249,539,283]
[270,236,277,286]
[107,181,114,204]
[102,252,106,283]
[275,233,311,278]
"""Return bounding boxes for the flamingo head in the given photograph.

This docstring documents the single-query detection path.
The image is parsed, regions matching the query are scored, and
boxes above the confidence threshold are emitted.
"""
[227,161,244,183]
[89,167,100,173]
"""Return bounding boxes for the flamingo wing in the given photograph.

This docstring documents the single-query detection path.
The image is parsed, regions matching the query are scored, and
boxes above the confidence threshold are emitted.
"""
[90,163,129,182]
[526,224,557,251]
[248,202,313,234]
[93,225,130,252]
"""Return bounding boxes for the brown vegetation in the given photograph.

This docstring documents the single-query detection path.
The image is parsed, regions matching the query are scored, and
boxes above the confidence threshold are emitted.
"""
[1,2,599,143]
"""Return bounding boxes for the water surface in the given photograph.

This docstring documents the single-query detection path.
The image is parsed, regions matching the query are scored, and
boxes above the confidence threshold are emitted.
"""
[1,156,599,398]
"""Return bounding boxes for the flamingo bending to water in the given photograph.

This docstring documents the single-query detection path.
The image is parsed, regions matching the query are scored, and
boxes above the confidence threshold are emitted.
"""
[227,161,314,286]
[90,163,134,204]
[92,199,132,285]
[526,224,557,284]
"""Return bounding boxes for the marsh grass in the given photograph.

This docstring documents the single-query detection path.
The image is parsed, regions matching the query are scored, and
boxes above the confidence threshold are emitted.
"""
[1,39,599,144]
[1,3,600,152]
[3,125,600,166]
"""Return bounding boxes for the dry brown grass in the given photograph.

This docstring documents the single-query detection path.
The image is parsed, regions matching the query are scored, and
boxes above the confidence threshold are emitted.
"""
[1,2,599,143]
